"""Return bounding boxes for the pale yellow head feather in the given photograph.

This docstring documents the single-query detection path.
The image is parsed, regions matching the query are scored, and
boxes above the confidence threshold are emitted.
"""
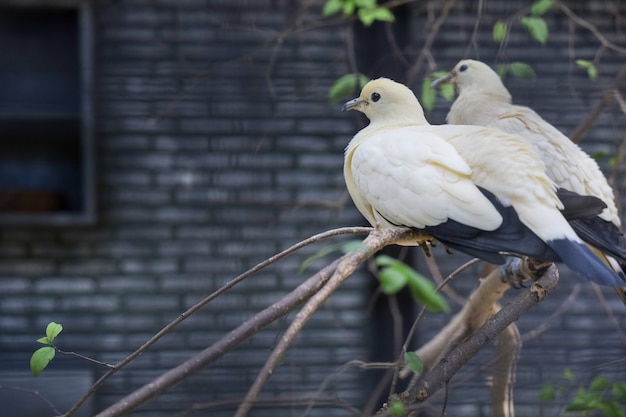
[446,59,511,101]
[343,78,428,126]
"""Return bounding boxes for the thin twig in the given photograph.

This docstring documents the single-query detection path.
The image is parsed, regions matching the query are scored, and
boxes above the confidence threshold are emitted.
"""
[234,228,427,417]
[569,63,626,143]
[0,384,63,416]
[62,226,372,417]
[95,260,340,417]
[556,0,626,54]
[405,0,457,86]
[55,348,115,368]
[175,394,363,417]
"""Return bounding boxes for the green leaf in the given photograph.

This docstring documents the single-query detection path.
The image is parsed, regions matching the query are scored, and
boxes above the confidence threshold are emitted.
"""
[508,62,536,79]
[374,254,401,267]
[375,255,449,312]
[342,0,355,16]
[379,266,407,295]
[563,368,574,382]
[493,20,508,42]
[592,149,607,160]
[299,243,344,274]
[521,16,549,44]
[328,73,369,104]
[389,400,406,417]
[358,7,395,26]
[421,77,436,112]
[612,382,626,400]
[429,71,456,101]
[440,84,455,101]
[404,351,424,374]
[566,390,604,412]
[322,0,344,16]
[590,375,611,392]
[354,0,376,8]
[30,346,55,377]
[603,400,626,417]
[340,240,365,254]
[45,322,63,343]
[405,270,449,312]
[576,59,598,80]
[531,0,553,16]
[539,383,556,402]
[497,62,536,79]
[37,337,51,345]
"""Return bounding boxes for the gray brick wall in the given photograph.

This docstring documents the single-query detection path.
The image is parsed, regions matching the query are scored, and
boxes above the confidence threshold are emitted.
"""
[0,1,624,416]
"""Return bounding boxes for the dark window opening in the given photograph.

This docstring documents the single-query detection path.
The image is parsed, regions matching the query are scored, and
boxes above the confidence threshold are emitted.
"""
[0,5,94,225]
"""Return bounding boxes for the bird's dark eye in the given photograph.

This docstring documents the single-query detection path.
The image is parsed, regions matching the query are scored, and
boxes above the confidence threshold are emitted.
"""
[371,92,381,102]
[459,64,468,72]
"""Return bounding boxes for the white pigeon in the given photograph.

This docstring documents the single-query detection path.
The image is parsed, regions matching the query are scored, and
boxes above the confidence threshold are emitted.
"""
[342,77,622,287]
[433,59,626,295]
[433,59,620,225]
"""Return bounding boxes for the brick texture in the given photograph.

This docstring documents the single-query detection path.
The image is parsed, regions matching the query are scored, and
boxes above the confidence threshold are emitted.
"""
[0,1,625,416]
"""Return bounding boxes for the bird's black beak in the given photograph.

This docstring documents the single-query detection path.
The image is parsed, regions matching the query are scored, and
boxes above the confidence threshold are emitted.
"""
[342,97,363,112]
[431,71,455,88]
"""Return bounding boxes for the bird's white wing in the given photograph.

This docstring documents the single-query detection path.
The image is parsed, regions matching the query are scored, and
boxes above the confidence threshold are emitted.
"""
[494,105,619,225]
[347,126,502,231]
[448,93,617,224]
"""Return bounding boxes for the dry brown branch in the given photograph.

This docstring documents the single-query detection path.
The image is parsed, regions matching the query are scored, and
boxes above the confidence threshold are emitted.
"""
[96,259,341,417]
[93,228,427,417]
[400,263,512,380]
[374,265,559,417]
[174,394,363,417]
[556,1,626,55]
[405,0,457,86]
[234,228,429,417]
[491,320,521,417]
[411,266,557,401]
[62,226,373,417]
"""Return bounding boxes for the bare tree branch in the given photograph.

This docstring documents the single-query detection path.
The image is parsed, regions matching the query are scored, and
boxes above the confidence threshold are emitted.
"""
[234,228,429,417]
[62,226,372,417]
[392,265,559,415]
[405,0,457,86]
[93,228,428,417]
[491,320,521,417]
[556,1,626,55]
[95,259,340,417]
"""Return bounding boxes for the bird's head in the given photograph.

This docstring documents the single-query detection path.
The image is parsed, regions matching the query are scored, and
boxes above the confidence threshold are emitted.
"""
[431,60,509,99]
[342,78,427,125]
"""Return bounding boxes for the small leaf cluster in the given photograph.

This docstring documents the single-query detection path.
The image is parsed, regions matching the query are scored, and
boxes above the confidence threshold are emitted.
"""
[421,71,456,112]
[298,239,364,273]
[299,243,449,313]
[495,62,536,79]
[30,322,63,377]
[540,369,626,417]
[323,0,395,27]
[576,59,599,80]
[493,0,552,45]
[375,254,450,312]
[328,73,370,104]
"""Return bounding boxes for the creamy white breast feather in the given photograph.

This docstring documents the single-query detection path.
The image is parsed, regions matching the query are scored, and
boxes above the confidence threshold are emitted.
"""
[346,125,503,231]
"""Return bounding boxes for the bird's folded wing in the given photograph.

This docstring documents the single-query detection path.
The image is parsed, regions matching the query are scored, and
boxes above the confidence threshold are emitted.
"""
[349,127,502,231]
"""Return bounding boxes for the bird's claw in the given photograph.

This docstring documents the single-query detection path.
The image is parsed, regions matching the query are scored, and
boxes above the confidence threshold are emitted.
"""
[500,256,552,288]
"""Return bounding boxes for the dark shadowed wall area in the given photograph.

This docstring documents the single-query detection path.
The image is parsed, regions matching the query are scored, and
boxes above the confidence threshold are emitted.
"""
[0,1,624,416]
